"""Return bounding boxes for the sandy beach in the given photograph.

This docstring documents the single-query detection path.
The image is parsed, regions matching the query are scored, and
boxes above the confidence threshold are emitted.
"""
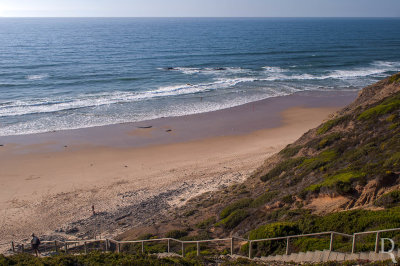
[0,90,357,248]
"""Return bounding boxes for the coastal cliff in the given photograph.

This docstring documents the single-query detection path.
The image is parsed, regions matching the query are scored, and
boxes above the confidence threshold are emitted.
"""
[120,73,400,254]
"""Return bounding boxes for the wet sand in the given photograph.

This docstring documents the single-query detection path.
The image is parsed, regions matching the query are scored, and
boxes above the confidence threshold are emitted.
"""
[0,90,357,248]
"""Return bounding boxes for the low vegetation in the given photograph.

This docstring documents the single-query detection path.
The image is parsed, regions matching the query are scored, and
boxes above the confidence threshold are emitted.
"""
[389,73,400,84]
[246,207,400,255]
[358,93,400,120]
[0,252,261,266]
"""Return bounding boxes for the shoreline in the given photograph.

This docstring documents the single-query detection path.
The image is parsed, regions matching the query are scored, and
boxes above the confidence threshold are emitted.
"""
[0,89,358,151]
[0,89,358,249]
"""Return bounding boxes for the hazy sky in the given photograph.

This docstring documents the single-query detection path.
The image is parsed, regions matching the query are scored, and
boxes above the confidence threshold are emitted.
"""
[1,0,399,17]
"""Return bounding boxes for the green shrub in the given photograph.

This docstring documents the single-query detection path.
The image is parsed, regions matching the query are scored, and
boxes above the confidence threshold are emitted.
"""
[165,229,188,239]
[386,114,397,122]
[279,145,302,158]
[195,216,216,229]
[300,207,400,234]
[300,149,338,172]
[294,237,330,252]
[384,152,400,168]
[318,133,342,149]
[358,94,400,120]
[0,252,206,266]
[219,198,253,219]
[250,191,278,208]
[215,209,249,229]
[375,190,400,208]
[317,115,350,135]
[306,171,365,192]
[248,222,300,256]
[261,157,305,181]
[282,194,294,204]
[389,73,400,84]
[249,222,300,240]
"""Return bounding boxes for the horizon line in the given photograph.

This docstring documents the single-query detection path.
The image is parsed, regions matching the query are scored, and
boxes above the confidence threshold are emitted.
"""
[0,16,399,19]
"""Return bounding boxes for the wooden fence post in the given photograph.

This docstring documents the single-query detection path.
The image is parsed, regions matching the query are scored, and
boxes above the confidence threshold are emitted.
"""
[248,241,252,259]
[141,241,144,253]
[105,239,109,252]
[117,242,121,253]
[375,232,380,253]
[196,242,200,256]
[181,242,185,257]
[231,238,234,256]
[65,242,68,254]
[167,239,170,253]
[22,244,24,253]
[84,242,87,254]
[330,233,334,251]
[11,242,15,253]
[54,240,58,253]
[286,238,290,255]
[352,235,356,253]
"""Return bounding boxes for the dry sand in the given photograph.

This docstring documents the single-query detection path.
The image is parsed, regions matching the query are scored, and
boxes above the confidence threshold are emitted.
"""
[0,90,357,250]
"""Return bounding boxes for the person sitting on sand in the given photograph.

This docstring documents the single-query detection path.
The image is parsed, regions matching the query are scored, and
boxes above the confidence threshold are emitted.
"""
[31,233,41,257]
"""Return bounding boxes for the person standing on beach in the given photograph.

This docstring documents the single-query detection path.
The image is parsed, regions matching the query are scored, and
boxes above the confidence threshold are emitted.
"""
[92,204,96,216]
[31,233,40,257]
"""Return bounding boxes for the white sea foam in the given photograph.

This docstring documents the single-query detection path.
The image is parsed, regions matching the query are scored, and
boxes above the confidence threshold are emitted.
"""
[0,77,258,118]
[262,61,400,81]
[26,74,49,81]
[262,66,287,73]
[0,86,294,136]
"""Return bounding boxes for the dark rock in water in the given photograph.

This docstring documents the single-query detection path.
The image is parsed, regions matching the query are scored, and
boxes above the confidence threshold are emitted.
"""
[166,129,172,132]
[166,67,175,70]
[0,144,3,147]
[64,145,68,148]
[215,67,226,71]
[137,126,152,129]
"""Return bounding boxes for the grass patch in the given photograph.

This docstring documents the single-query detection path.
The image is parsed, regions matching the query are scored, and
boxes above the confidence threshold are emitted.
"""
[0,252,206,266]
[358,94,400,120]
[282,194,294,204]
[219,198,253,219]
[384,152,400,168]
[260,157,305,182]
[318,133,342,149]
[215,209,249,229]
[375,190,400,208]
[249,222,300,240]
[389,73,400,84]
[195,216,216,229]
[306,171,365,192]
[300,149,338,172]
[250,191,278,208]
[165,229,188,239]
[279,145,302,158]
[317,115,349,135]
[248,207,400,255]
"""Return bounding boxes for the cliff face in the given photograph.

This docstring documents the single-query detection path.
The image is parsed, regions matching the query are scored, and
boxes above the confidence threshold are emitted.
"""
[254,72,400,215]
[120,73,400,245]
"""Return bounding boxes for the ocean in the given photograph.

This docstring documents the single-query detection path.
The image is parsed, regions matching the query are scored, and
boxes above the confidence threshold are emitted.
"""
[0,17,400,136]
